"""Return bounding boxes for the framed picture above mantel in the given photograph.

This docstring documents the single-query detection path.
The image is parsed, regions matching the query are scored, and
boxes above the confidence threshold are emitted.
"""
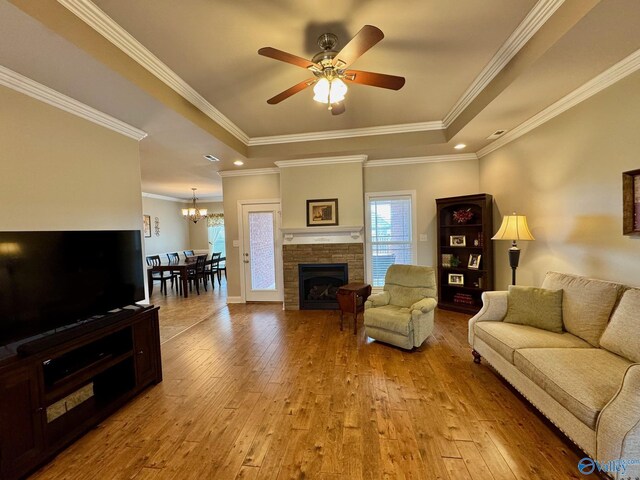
[307,198,339,226]
[623,169,640,235]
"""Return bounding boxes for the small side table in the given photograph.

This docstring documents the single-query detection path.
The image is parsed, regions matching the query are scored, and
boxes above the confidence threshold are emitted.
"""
[336,283,372,335]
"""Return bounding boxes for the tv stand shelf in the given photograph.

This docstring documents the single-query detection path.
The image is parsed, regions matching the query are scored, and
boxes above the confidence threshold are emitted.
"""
[0,306,162,480]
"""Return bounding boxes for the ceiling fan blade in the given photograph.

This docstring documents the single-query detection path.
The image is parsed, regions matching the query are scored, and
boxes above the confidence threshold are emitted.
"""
[331,102,346,115]
[258,47,319,70]
[266,79,315,104]
[344,70,405,90]
[332,25,384,69]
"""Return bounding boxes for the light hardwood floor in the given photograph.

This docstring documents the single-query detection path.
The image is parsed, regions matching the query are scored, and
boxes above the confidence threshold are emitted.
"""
[30,291,603,479]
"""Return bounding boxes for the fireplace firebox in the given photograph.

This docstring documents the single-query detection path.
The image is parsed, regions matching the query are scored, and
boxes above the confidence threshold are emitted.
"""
[298,263,348,310]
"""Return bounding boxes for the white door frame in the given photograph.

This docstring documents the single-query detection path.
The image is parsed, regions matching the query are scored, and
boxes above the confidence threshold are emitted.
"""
[237,199,283,302]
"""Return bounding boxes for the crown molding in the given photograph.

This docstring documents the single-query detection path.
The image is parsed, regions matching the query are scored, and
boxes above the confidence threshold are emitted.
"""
[248,121,443,146]
[477,48,640,158]
[443,0,564,128]
[0,65,147,140]
[142,192,186,202]
[275,154,367,168]
[57,0,250,144]
[218,167,280,178]
[364,153,478,168]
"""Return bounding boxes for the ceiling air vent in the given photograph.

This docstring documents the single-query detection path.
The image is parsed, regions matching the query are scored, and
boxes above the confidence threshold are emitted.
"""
[204,154,220,162]
[487,130,507,140]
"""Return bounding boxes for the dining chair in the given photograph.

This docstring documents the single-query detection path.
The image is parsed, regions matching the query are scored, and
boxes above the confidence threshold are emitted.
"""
[166,252,182,295]
[183,250,195,260]
[216,257,226,286]
[146,255,177,295]
[206,252,222,288]
[187,255,208,295]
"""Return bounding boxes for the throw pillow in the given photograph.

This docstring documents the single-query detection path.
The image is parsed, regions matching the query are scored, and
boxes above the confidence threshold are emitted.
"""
[541,271,622,346]
[600,288,640,363]
[504,285,563,333]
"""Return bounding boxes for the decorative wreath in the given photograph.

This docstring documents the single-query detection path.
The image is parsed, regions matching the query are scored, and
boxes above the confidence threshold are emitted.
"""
[452,208,474,224]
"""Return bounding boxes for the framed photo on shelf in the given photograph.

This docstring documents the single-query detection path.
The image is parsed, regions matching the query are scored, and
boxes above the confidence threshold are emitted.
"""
[448,273,464,286]
[143,215,151,238]
[449,235,466,247]
[307,198,338,226]
[468,254,481,269]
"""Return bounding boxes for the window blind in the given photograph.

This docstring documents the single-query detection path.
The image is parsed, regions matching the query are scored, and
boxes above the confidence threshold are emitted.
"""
[368,195,414,287]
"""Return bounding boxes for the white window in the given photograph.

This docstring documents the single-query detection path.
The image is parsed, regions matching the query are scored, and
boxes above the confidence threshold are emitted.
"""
[208,222,226,257]
[365,191,417,288]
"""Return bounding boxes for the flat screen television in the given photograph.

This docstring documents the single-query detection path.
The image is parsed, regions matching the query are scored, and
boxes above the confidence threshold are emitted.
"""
[0,230,145,348]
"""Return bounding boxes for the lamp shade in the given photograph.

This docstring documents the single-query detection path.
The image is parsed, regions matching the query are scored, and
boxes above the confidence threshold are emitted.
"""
[492,214,535,241]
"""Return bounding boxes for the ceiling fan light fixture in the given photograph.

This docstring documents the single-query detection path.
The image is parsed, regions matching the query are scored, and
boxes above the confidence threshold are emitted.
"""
[313,77,347,104]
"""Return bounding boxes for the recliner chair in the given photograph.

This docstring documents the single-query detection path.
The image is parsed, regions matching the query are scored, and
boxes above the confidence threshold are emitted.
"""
[364,264,437,349]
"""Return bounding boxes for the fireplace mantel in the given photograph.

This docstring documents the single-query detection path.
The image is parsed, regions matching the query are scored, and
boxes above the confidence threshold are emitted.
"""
[280,225,363,244]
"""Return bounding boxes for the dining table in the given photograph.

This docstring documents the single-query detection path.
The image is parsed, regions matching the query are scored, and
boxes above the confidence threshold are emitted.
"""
[147,256,225,298]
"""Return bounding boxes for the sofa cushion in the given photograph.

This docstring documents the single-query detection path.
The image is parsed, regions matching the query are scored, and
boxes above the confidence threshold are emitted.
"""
[541,271,623,346]
[364,305,412,336]
[600,288,640,362]
[474,322,590,364]
[504,285,563,333]
[514,348,631,429]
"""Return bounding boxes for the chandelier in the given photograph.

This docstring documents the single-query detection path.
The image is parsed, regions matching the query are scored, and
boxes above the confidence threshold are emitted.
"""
[182,188,207,223]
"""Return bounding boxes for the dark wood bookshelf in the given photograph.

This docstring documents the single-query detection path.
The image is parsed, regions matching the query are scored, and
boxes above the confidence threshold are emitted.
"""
[436,193,494,314]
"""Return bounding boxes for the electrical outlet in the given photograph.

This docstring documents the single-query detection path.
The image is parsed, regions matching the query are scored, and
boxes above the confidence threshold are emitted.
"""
[419,234,428,242]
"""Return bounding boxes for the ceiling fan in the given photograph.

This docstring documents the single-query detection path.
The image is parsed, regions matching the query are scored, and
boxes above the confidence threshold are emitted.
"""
[258,25,405,115]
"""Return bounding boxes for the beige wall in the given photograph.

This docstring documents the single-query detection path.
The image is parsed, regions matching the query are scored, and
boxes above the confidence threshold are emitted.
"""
[280,163,364,228]
[364,160,481,268]
[141,196,190,255]
[0,85,142,232]
[480,71,640,289]
[188,201,224,251]
[222,173,281,298]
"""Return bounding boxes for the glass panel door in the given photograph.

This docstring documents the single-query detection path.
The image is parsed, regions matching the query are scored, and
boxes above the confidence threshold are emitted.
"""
[248,211,276,290]
[241,203,282,301]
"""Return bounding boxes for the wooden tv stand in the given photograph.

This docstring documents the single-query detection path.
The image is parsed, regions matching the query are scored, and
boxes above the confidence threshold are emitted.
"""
[0,306,162,480]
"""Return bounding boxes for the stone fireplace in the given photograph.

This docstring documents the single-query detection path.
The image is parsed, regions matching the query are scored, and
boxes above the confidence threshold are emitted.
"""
[283,243,364,310]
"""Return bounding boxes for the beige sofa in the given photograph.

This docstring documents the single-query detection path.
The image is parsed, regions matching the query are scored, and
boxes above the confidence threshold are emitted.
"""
[469,272,640,479]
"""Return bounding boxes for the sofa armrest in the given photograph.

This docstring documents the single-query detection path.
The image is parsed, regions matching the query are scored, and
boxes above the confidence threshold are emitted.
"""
[411,298,437,314]
[596,363,640,477]
[468,291,508,346]
[365,291,390,309]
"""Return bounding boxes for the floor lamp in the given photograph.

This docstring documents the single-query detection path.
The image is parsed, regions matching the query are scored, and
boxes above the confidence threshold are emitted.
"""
[492,213,535,285]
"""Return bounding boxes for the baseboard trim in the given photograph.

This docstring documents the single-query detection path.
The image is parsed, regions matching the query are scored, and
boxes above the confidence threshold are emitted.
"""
[226,296,245,304]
